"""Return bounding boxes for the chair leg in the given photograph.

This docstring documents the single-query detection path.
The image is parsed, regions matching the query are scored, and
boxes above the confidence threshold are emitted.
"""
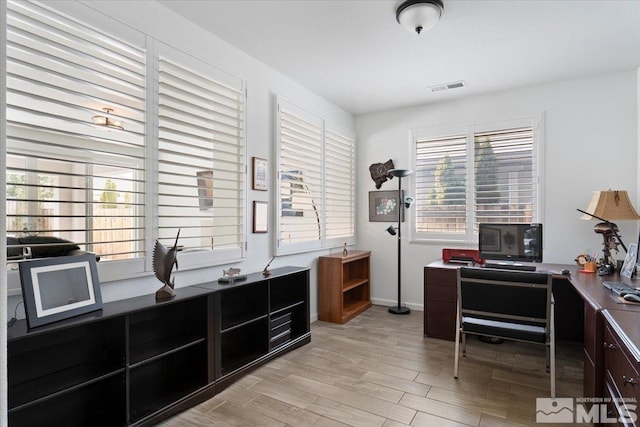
[454,301,461,379]
[550,306,556,398]
[462,332,467,356]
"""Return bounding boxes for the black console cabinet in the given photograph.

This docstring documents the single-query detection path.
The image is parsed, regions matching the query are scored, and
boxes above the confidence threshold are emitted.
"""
[7,266,310,426]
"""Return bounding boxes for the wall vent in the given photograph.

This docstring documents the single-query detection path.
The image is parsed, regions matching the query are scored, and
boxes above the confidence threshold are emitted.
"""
[429,80,466,93]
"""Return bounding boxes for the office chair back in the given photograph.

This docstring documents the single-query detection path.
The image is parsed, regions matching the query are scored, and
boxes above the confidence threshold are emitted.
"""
[454,266,555,397]
[459,267,551,343]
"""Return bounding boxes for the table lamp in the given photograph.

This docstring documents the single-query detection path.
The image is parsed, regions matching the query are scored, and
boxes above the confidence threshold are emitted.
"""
[577,190,640,273]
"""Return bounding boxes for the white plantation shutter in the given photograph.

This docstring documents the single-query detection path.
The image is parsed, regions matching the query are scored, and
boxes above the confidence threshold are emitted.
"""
[277,102,324,252]
[413,119,539,242]
[6,0,146,260]
[158,49,245,262]
[276,98,356,254]
[415,133,467,234]
[474,126,535,226]
[325,127,355,243]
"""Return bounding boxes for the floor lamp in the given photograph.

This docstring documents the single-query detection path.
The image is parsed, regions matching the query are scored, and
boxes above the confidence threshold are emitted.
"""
[386,168,413,315]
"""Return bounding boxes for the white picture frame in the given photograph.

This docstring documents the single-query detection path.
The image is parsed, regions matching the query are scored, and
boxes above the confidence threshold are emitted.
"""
[621,243,637,279]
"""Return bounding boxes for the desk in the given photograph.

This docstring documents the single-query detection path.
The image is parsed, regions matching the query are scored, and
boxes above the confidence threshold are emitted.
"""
[424,260,640,399]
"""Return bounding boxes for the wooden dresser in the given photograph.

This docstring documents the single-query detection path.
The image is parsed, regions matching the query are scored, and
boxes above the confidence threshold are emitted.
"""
[602,309,640,424]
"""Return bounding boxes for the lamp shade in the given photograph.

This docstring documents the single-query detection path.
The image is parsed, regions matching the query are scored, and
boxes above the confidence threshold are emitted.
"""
[396,0,444,35]
[580,190,640,221]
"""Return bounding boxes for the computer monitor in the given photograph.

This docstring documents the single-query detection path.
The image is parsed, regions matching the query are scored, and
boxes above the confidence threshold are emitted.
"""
[478,223,543,267]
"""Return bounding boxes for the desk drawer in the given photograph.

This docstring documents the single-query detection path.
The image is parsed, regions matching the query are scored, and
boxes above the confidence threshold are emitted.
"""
[604,323,640,404]
[426,284,456,302]
[425,268,457,288]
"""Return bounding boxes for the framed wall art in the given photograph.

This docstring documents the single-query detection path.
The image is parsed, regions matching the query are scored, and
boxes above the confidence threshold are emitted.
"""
[253,201,268,233]
[369,190,404,222]
[252,157,268,191]
[18,253,102,329]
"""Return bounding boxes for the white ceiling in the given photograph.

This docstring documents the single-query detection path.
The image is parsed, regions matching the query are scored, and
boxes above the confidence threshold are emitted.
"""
[157,0,640,116]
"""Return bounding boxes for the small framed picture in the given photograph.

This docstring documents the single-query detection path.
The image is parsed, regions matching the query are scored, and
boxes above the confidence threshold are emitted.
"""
[621,243,637,278]
[368,190,404,222]
[252,157,268,191]
[18,254,102,329]
[253,201,268,233]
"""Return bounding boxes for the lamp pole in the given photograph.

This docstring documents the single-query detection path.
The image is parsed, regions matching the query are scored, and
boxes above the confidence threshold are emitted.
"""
[388,169,412,315]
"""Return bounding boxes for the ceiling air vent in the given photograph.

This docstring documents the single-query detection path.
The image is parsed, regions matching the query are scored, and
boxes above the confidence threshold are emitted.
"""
[429,80,466,93]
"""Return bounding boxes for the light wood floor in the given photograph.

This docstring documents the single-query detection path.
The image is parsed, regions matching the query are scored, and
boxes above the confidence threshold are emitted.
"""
[161,305,584,427]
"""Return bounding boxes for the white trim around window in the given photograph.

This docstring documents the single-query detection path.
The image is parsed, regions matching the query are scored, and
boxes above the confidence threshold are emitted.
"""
[410,116,544,245]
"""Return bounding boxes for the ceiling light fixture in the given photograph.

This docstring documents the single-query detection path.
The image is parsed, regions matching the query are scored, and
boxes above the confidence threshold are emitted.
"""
[396,0,444,35]
[92,107,124,130]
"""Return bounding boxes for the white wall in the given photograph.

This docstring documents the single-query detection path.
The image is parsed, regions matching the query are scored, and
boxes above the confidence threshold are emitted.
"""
[4,0,355,322]
[356,70,639,310]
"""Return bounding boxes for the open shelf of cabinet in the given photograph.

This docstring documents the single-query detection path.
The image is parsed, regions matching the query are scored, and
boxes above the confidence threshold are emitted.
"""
[127,295,211,424]
[8,267,310,427]
[318,251,371,324]
[199,267,311,390]
[129,341,208,423]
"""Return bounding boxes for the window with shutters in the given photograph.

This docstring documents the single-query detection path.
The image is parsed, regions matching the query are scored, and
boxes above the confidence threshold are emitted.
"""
[4,0,247,288]
[325,128,356,244]
[157,46,245,266]
[413,118,541,242]
[276,98,356,254]
[6,0,146,263]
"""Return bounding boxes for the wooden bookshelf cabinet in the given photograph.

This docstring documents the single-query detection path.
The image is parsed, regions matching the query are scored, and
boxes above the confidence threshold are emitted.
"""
[318,250,371,324]
[7,266,310,427]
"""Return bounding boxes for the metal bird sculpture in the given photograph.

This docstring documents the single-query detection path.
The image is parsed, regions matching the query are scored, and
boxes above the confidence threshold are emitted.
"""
[153,229,180,301]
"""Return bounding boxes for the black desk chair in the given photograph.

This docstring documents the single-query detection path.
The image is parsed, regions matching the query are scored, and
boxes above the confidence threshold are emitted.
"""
[454,267,555,397]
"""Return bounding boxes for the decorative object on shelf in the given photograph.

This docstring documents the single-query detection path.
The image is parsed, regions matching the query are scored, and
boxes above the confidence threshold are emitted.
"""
[196,170,214,210]
[343,243,348,257]
[396,0,444,35]
[577,190,640,275]
[218,267,247,283]
[92,107,124,130]
[252,157,268,191]
[369,190,404,222]
[153,229,181,301]
[385,168,413,315]
[18,253,102,329]
[368,159,395,189]
[263,256,276,276]
[253,201,268,233]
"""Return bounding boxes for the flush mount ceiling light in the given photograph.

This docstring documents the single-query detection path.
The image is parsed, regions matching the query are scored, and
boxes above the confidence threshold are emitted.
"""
[92,107,124,130]
[396,0,444,35]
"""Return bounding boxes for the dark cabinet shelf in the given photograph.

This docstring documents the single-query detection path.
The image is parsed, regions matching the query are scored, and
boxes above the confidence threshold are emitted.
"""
[8,266,310,427]
[219,282,268,330]
[129,297,208,365]
[129,341,208,423]
[220,317,270,376]
[8,316,125,409]
[9,372,126,427]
